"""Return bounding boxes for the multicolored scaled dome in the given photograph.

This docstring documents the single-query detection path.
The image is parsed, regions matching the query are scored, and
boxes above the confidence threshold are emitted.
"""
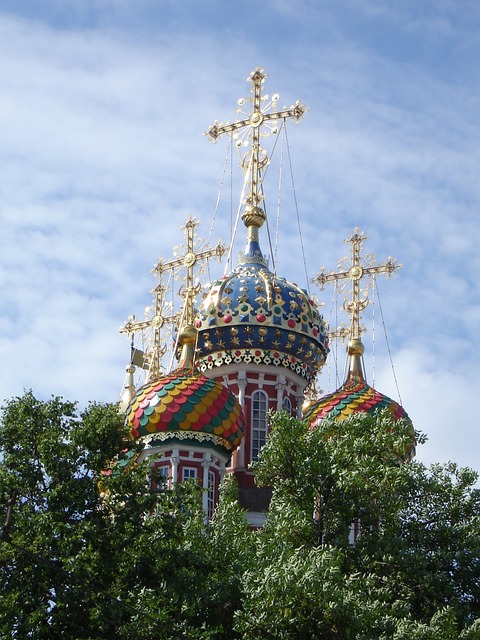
[125,367,245,454]
[195,232,329,382]
[303,338,415,461]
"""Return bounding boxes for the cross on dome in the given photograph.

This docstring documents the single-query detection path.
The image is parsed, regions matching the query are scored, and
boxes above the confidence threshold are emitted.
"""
[155,216,225,328]
[314,229,401,342]
[205,68,307,229]
[120,216,225,378]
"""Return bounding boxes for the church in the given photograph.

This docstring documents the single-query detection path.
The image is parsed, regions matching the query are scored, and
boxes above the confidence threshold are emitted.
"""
[119,69,412,527]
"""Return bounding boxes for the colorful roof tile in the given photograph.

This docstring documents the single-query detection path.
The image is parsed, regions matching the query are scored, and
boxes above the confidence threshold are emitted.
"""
[304,339,415,461]
[304,369,409,424]
[125,367,245,453]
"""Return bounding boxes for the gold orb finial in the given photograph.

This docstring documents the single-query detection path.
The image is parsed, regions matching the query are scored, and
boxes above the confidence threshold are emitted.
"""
[347,337,365,357]
[179,323,197,346]
[242,205,266,229]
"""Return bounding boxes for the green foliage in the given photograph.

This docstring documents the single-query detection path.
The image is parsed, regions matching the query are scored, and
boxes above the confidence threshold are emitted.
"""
[0,391,247,639]
[243,410,480,639]
[253,409,418,546]
[1,395,479,639]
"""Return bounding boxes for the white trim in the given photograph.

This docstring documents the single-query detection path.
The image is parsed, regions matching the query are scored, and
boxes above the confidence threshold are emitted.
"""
[251,389,268,462]
[182,466,198,481]
[201,363,308,391]
[207,469,216,519]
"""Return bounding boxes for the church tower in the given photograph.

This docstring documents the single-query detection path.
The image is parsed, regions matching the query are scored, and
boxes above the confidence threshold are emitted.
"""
[119,71,410,528]
[194,69,329,524]
[121,218,245,518]
[303,229,414,542]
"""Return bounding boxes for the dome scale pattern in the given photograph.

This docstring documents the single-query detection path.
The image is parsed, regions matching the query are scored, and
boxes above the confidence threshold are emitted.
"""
[303,369,415,461]
[125,368,245,453]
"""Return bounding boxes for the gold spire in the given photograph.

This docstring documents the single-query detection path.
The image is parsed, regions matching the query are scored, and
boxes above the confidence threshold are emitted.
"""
[346,337,365,374]
[176,323,197,371]
[314,228,401,343]
[205,68,306,232]
[120,216,225,378]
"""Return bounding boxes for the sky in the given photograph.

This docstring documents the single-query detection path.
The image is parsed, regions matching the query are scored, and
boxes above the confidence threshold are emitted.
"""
[1,0,479,472]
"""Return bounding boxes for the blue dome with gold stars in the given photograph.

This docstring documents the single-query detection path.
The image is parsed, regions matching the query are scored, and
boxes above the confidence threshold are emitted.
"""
[195,214,328,382]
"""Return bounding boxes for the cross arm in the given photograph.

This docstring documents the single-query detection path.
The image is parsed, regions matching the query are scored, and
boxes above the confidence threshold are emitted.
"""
[315,270,350,290]
[362,260,402,278]
[206,120,247,142]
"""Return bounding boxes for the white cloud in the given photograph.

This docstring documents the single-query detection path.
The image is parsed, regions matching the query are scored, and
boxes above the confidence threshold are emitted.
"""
[0,4,478,473]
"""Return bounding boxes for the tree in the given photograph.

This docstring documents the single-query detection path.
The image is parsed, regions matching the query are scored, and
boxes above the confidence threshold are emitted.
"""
[235,410,480,639]
[0,391,248,639]
[2,394,479,639]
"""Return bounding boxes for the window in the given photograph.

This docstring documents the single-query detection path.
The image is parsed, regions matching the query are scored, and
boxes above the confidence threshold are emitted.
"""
[158,465,169,477]
[207,470,216,519]
[182,467,197,482]
[283,396,292,414]
[154,464,170,489]
[251,390,268,462]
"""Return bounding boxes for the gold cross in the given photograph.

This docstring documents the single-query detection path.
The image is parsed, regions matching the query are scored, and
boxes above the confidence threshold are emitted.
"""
[155,216,225,327]
[120,216,225,377]
[205,68,306,215]
[314,229,401,340]
[120,280,178,376]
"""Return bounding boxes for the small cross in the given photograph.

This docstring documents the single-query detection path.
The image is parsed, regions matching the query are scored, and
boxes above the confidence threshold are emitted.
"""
[314,229,401,340]
[120,280,178,375]
[120,216,225,377]
[155,216,226,327]
[205,68,306,215]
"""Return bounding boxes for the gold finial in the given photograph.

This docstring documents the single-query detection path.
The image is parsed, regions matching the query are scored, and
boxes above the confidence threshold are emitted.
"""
[347,337,365,357]
[120,216,225,378]
[302,379,323,414]
[119,364,136,413]
[177,323,198,371]
[205,68,307,230]
[314,228,401,341]
[346,337,365,374]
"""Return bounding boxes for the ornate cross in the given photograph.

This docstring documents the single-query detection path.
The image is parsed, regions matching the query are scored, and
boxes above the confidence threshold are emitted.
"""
[120,280,177,376]
[314,229,401,340]
[120,216,225,377]
[155,216,226,327]
[205,68,306,216]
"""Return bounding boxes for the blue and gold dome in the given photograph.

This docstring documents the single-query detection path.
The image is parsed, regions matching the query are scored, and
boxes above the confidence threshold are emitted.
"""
[195,209,329,382]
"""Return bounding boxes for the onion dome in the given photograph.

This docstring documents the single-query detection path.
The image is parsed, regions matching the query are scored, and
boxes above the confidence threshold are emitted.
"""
[195,207,329,382]
[124,325,245,455]
[304,338,415,460]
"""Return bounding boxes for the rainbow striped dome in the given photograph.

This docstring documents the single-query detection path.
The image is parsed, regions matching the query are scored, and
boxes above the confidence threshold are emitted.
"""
[304,339,415,460]
[125,368,245,453]
[304,369,410,424]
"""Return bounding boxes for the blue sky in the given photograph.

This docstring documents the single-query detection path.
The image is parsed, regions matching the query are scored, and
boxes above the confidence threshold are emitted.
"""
[1,0,479,471]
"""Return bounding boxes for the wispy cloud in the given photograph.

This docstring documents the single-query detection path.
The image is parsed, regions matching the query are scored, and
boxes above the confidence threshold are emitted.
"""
[0,2,478,472]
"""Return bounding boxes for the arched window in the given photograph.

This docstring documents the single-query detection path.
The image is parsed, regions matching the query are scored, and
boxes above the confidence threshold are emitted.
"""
[251,390,268,462]
[283,396,292,415]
